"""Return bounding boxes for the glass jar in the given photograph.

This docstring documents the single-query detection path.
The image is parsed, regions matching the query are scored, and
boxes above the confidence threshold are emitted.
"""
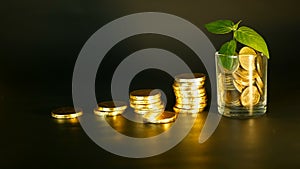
[215,51,268,118]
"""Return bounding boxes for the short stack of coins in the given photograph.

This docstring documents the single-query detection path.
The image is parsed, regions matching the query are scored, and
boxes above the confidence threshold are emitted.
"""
[129,89,165,115]
[173,73,207,113]
[94,101,127,116]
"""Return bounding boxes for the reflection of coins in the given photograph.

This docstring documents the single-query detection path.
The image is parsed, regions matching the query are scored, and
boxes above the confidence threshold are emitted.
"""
[144,111,177,124]
[97,101,127,111]
[51,107,83,119]
[130,89,161,100]
[239,47,257,71]
[240,86,260,107]
[175,73,206,83]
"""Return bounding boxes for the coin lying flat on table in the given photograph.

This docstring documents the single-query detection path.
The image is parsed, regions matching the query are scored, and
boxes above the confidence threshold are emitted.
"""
[143,111,178,124]
[130,89,161,100]
[94,101,127,116]
[175,73,206,83]
[51,107,83,119]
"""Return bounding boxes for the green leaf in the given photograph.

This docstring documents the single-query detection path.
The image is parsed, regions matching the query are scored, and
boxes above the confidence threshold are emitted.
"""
[205,20,234,34]
[234,26,269,58]
[219,40,237,56]
[218,40,237,70]
[232,20,242,31]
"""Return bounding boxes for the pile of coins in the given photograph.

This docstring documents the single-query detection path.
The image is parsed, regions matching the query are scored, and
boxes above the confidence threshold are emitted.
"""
[173,73,207,113]
[94,101,127,116]
[219,46,265,107]
[130,89,177,123]
[130,89,165,115]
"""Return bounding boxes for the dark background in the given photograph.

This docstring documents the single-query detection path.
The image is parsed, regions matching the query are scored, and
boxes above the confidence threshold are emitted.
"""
[1,0,300,168]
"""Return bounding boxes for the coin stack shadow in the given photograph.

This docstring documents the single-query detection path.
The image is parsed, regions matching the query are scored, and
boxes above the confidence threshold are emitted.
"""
[173,73,207,114]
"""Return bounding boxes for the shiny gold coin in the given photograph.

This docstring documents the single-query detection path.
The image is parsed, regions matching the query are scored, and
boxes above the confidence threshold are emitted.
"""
[224,90,240,105]
[256,54,264,77]
[240,86,260,107]
[233,67,258,80]
[255,76,264,95]
[175,73,206,83]
[176,97,207,104]
[97,101,127,111]
[174,90,206,97]
[239,47,257,71]
[130,89,161,100]
[94,109,124,116]
[130,102,165,110]
[173,107,204,114]
[233,80,245,93]
[130,98,161,105]
[144,111,178,124]
[134,107,165,115]
[51,107,83,119]
[172,84,204,91]
[173,81,205,88]
[174,103,207,109]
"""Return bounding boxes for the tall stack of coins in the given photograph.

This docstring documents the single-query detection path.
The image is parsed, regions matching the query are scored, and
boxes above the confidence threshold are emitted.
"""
[94,101,127,116]
[129,89,165,115]
[173,73,207,113]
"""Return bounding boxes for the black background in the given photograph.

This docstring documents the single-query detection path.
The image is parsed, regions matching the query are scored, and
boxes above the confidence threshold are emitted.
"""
[1,0,300,168]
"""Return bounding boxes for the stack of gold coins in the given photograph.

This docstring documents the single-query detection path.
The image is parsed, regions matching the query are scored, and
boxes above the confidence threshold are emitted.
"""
[129,89,165,115]
[51,107,83,119]
[173,73,207,113]
[230,46,264,107]
[94,101,127,116]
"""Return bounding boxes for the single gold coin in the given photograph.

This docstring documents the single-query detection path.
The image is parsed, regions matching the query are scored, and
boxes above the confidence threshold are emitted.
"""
[175,73,206,83]
[174,88,206,96]
[174,103,207,109]
[239,47,257,71]
[130,98,161,105]
[94,109,124,116]
[233,80,245,93]
[130,102,164,110]
[173,107,204,114]
[144,111,178,124]
[130,89,161,100]
[97,101,127,111]
[51,107,83,119]
[172,84,204,91]
[233,67,258,80]
[173,81,205,88]
[256,54,264,77]
[240,86,260,107]
[176,97,207,104]
[223,90,240,105]
[255,76,264,95]
[134,107,165,115]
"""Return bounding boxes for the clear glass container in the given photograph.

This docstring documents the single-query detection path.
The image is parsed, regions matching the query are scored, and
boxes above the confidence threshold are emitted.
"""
[215,52,268,118]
